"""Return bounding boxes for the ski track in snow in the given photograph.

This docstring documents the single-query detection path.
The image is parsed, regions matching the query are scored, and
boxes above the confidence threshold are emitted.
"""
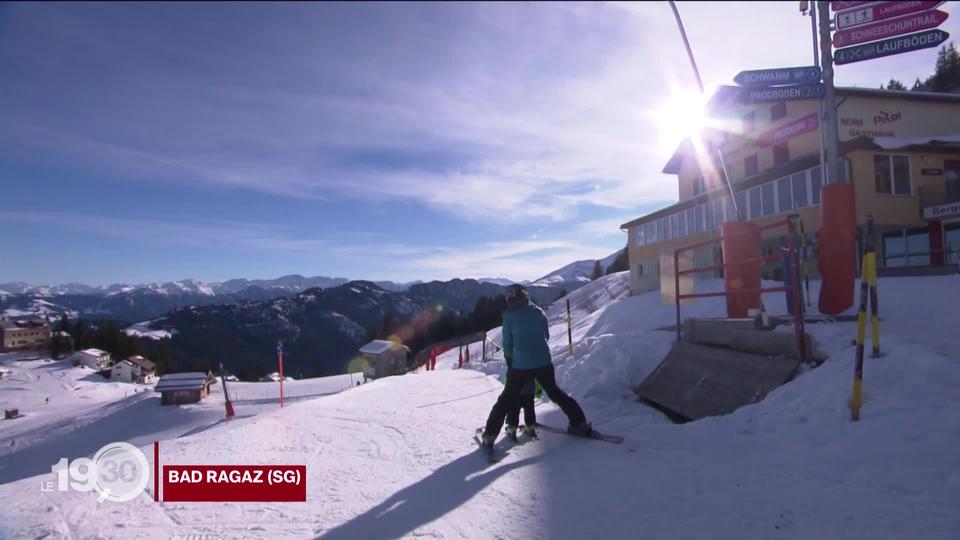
[1,272,959,539]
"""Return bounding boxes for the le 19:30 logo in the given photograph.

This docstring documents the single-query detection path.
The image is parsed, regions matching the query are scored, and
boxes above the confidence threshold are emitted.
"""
[43,442,150,503]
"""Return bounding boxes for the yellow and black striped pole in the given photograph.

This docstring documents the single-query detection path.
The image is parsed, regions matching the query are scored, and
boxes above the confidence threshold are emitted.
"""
[851,215,879,421]
[566,298,573,357]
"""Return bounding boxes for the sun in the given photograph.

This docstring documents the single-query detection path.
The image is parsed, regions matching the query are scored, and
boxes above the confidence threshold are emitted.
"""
[651,88,710,154]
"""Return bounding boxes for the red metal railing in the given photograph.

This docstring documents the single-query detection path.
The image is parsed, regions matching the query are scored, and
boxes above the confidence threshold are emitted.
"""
[673,217,807,363]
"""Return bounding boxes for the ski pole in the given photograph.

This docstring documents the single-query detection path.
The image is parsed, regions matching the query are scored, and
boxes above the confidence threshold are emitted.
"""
[566,298,573,357]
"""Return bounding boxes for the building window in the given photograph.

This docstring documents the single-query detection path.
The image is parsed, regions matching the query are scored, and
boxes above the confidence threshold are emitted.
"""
[686,207,695,234]
[874,154,911,195]
[695,205,705,232]
[945,223,960,264]
[883,228,930,267]
[777,176,792,213]
[745,155,759,177]
[704,202,714,230]
[761,183,775,217]
[810,166,822,205]
[712,198,725,226]
[772,144,789,166]
[637,263,644,277]
[749,187,762,219]
[743,111,756,133]
[771,102,787,122]
[791,172,808,209]
[692,176,705,195]
[734,191,747,219]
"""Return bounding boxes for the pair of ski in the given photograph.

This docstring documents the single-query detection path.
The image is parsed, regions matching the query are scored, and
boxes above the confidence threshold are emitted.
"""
[473,424,624,463]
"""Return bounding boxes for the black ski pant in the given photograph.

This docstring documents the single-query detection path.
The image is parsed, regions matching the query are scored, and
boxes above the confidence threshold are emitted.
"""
[505,380,536,429]
[484,364,585,439]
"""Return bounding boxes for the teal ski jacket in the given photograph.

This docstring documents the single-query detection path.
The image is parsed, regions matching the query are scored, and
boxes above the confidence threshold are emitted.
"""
[502,301,552,370]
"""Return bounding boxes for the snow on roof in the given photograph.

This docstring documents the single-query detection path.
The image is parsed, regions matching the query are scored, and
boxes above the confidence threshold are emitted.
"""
[127,355,156,370]
[359,340,407,355]
[160,372,208,380]
[873,134,960,150]
[78,348,109,356]
[155,372,209,392]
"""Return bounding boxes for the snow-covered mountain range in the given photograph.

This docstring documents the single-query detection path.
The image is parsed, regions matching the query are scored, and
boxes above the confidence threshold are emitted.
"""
[0,250,622,322]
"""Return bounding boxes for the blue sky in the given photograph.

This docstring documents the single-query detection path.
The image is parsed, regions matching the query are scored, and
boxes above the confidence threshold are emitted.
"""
[1,2,956,285]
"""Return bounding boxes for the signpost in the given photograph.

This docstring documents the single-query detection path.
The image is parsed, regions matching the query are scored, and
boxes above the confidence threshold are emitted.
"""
[740,82,825,104]
[834,28,950,65]
[835,1,944,30]
[833,9,948,47]
[733,66,821,87]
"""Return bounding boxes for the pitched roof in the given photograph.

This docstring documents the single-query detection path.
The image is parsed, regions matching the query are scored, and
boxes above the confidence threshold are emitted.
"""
[78,348,109,357]
[155,372,209,392]
[359,340,405,355]
[127,355,156,370]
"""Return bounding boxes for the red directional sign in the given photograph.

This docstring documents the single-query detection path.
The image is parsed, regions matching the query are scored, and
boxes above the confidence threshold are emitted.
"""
[757,113,819,147]
[835,1,944,30]
[831,1,876,11]
[833,9,949,47]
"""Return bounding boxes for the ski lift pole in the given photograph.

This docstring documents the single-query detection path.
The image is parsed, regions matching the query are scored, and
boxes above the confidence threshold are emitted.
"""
[219,362,235,419]
[851,216,878,421]
[277,341,285,408]
[566,298,573,357]
[866,217,880,358]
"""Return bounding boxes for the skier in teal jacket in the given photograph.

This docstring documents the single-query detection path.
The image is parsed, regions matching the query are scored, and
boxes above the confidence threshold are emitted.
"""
[481,284,591,448]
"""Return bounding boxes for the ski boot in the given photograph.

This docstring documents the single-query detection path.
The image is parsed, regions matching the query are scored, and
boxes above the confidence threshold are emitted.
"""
[504,424,519,443]
[480,432,496,450]
[567,420,594,438]
[523,424,538,439]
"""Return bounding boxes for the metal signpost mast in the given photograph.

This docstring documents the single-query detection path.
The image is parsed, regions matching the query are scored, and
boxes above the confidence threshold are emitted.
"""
[667,0,740,220]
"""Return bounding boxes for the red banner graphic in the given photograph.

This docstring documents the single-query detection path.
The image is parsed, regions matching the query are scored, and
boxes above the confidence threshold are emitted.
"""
[162,465,307,502]
[757,114,819,147]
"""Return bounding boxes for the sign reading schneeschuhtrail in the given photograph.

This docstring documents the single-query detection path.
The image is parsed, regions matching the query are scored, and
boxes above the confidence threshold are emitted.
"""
[734,66,821,87]
[835,1,944,31]
[834,29,950,65]
[833,9,949,48]
[739,83,825,104]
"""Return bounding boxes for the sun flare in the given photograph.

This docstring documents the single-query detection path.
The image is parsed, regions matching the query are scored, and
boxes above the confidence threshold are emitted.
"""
[652,88,711,154]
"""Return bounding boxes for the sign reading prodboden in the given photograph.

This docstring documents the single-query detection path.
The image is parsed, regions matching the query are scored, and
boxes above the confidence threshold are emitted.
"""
[740,83,825,104]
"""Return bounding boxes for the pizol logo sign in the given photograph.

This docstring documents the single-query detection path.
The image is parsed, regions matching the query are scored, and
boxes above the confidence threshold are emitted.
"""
[43,442,150,503]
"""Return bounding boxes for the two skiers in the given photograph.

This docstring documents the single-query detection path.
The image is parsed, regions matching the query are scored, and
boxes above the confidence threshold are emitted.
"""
[481,284,591,449]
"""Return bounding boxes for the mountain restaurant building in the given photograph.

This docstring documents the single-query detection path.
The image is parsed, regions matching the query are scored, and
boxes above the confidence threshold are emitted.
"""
[621,87,960,294]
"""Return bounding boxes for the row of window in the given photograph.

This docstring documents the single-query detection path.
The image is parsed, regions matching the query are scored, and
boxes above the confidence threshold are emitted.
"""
[883,224,960,267]
[635,164,829,247]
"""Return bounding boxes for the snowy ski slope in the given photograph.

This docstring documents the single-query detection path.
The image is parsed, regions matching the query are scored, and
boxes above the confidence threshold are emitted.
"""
[1,272,958,539]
